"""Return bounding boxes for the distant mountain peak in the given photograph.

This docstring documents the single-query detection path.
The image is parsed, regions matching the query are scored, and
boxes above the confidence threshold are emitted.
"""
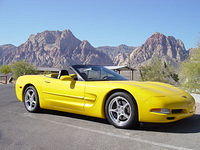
[152,32,165,36]
[0,44,16,48]
[124,33,188,67]
[28,29,75,40]
[0,30,189,68]
[0,29,113,67]
[63,29,72,33]
[80,40,93,49]
[96,44,135,62]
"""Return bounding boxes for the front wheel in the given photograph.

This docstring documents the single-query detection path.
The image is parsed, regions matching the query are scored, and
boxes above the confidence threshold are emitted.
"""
[24,86,40,113]
[105,92,138,129]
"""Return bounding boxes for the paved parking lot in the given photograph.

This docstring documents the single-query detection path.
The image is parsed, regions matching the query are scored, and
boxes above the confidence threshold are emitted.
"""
[0,84,200,150]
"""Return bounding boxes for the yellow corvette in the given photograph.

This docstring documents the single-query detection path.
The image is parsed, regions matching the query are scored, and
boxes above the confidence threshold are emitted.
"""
[15,65,195,128]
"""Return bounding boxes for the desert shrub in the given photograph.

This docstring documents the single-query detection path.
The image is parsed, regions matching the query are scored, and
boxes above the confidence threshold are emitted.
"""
[11,61,37,79]
[0,65,11,75]
[179,48,200,93]
[139,57,178,85]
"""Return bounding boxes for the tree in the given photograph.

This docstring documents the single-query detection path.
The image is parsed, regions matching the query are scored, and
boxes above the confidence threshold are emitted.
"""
[179,47,200,93]
[0,65,11,75]
[139,57,178,84]
[11,61,37,79]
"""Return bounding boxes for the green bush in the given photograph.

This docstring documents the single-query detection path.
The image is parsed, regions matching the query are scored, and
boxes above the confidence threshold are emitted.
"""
[10,61,37,79]
[0,65,12,75]
[179,48,200,93]
[139,57,178,84]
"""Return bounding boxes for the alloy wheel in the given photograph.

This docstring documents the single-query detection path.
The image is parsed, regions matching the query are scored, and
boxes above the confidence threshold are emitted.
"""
[108,96,131,126]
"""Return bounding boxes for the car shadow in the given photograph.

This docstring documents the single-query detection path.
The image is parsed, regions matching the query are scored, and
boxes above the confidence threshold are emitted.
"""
[39,109,200,133]
[40,109,109,125]
[139,114,200,133]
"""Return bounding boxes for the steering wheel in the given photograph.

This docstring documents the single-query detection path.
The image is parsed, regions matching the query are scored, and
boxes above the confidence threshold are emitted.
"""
[102,76,109,80]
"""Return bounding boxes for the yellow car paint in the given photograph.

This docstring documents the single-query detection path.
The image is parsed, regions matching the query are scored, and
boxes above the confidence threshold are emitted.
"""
[15,74,195,123]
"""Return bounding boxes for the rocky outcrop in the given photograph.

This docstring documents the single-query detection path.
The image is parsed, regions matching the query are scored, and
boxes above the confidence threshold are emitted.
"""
[121,32,188,67]
[113,52,129,65]
[0,44,17,65]
[96,44,135,61]
[0,30,113,67]
[0,31,189,68]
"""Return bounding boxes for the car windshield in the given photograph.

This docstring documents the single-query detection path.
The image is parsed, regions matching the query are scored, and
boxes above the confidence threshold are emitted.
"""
[72,65,128,81]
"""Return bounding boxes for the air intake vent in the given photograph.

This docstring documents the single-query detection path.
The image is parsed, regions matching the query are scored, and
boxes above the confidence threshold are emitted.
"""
[171,109,183,114]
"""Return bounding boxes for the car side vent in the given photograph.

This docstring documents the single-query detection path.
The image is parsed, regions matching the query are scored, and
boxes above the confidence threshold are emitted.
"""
[171,109,183,114]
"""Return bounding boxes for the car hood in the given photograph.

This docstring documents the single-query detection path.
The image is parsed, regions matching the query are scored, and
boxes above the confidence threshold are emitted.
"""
[107,81,187,97]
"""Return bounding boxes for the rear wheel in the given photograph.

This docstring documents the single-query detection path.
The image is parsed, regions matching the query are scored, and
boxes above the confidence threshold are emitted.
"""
[24,86,40,113]
[105,92,138,129]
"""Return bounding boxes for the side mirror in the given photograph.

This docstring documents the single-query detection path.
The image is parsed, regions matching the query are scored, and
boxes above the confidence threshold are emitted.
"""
[60,74,77,81]
[60,75,72,81]
[69,74,77,80]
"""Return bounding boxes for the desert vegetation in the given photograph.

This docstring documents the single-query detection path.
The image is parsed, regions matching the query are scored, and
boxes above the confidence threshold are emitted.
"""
[139,47,200,93]
[139,57,179,85]
[179,47,200,93]
[0,61,37,79]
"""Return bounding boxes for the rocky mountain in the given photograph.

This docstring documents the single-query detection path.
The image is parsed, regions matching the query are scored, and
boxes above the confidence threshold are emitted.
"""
[0,31,189,68]
[0,44,17,52]
[113,52,129,65]
[96,44,135,61]
[120,32,188,67]
[0,44,17,65]
[0,30,113,67]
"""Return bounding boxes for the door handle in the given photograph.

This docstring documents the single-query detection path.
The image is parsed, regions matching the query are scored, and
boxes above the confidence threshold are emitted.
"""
[45,81,51,83]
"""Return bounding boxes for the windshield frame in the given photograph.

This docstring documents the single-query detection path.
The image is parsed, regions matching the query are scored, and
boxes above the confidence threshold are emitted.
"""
[71,65,128,81]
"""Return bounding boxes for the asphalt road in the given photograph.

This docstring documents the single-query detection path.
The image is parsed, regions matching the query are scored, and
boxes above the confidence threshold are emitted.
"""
[0,84,200,150]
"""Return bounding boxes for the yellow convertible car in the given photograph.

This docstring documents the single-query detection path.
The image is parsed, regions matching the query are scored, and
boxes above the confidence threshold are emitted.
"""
[15,65,196,128]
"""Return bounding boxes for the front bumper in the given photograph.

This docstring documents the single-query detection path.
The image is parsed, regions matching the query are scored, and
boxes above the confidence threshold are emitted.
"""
[139,94,196,123]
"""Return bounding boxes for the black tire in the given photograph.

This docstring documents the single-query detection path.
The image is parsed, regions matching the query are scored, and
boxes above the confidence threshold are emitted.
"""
[23,86,40,113]
[105,92,138,129]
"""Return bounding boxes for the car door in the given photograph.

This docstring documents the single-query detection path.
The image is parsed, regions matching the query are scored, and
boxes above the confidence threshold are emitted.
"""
[42,76,85,111]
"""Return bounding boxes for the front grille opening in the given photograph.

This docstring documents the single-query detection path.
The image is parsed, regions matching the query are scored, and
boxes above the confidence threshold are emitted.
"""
[167,117,175,120]
[171,109,184,114]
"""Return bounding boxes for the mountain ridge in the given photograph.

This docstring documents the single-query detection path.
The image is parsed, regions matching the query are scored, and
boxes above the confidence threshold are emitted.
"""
[0,30,189,68]
[0,30,113,67]
[118,32,188,67]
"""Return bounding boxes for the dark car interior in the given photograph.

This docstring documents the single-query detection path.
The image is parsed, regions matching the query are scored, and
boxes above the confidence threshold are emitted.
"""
[57,70,69,79]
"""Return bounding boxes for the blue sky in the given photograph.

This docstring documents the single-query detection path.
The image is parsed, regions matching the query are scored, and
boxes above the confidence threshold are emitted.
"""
[0,0,199,49]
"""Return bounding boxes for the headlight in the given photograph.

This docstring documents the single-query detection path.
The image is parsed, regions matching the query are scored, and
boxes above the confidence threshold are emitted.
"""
[150,108,171,114]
